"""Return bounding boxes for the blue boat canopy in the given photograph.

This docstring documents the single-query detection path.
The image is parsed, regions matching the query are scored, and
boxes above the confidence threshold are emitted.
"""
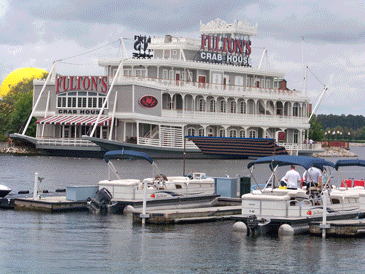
[334,159,365,170]
[103,150,154,164]
[247,155,335,170]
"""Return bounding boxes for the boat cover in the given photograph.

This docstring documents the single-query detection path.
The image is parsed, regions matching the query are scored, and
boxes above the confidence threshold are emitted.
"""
[103,150,154,164]
[247,155,335,170]
[334,159,365,170]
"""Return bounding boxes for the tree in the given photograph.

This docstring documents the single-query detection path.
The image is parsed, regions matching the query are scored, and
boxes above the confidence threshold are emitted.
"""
[0,72,48,139]
[7,91,36,136]
[308,114,324,141]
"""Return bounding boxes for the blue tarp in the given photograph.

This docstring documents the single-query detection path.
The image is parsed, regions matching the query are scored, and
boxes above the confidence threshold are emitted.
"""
[103,150,154,164]
[247,155,335,170]
[334,159,365,170]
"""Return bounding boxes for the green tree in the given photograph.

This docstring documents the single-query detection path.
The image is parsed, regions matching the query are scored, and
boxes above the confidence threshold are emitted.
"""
[7,91,36,136]
[358,126,365,140]
[308,114,324,141]
[0,72,48,138]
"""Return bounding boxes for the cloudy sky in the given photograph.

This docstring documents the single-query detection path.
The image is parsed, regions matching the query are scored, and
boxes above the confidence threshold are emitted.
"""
[1,0,364,115]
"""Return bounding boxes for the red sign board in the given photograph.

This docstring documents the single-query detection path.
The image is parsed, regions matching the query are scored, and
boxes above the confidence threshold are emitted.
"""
[139,95,158,108]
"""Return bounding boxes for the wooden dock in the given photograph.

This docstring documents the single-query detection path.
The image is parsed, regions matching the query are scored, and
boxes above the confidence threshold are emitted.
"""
[309,219,365,236]
[14,196,88,213]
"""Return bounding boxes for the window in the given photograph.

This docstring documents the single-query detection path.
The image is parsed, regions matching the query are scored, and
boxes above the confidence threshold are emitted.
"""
[229,129,237,138]
[249,130,256,138]
[219,100,226,113]
[56,91,107,109]
[163,69,168,80]
[239,130,245,138]
[187,128,196,136]
[230,101,236,113]
[198,98,205,112]
[209,99,215,112]
[293,102,299,116]
[198,128,204,136]
[240,101,246,114]
[172,50,177,55]
[235,76,243,86]
[135,69,146,77]
[124,69,132,76]
[219,129,225,137]
[294,130,299,143]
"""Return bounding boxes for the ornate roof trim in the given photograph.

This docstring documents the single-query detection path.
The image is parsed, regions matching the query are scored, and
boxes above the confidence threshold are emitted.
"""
[200,18,258,36]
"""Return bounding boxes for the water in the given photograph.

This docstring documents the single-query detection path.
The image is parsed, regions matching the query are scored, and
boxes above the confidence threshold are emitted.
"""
[1,147,365,273]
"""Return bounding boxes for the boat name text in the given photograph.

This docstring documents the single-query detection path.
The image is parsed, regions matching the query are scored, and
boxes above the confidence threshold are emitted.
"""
[57,109,107,115]
[56,76,108,93]
[200,35,252,66]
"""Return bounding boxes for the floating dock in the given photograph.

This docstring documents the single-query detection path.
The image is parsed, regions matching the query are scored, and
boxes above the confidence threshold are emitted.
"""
[131,198,242,224]
[132,205,242,224]
[231,212,362,235]
[14,196,88,213]
[309,219,365,236]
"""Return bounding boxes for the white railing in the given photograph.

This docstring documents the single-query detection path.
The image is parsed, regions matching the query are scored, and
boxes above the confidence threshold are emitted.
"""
[279,142,322,152]
[137,137,199,150]
[161,109,308,125]
[37,138,98,147]
[112,76,303,97]
[138,137,160,146]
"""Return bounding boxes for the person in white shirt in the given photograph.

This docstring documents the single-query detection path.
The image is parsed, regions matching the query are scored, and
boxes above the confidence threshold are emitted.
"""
[303,166,322,187]
[283,165,301,189]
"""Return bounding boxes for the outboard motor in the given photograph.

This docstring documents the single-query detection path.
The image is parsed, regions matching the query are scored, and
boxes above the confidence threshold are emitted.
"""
[246,215,259,236]
[87,188,113,214]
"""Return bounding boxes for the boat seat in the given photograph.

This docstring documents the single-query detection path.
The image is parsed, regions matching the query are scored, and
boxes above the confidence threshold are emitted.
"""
[354,180,365,187]
[341,179,352,188]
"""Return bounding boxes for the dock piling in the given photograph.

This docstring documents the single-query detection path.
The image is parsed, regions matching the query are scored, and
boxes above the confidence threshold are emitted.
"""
[33,172,38,200]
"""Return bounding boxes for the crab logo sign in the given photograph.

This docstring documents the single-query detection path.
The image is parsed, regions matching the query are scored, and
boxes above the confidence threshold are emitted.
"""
[139,95,158,108]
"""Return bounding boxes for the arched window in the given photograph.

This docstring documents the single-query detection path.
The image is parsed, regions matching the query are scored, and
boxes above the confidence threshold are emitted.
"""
[249,130,256,138]
[219,129,225,137]
[198,98,205,112]
[219,100,226,113]
[198,128,204,136]
[230,101,236,113]
[293,102,299,116]
[187,128,196,136]
[229,129,237,138]
[240,101,246,114]
[239,130,245,138]
[209,99,216,112]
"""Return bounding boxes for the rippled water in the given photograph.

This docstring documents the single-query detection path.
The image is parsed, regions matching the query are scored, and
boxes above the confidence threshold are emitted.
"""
[1,147,365,273]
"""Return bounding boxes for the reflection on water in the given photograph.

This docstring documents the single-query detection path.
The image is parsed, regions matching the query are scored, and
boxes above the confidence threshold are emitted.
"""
[1,146,365,273]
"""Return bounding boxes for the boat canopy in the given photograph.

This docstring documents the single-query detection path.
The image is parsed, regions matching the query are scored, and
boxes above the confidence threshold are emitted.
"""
[103,150,154,164]
[247,155,335,170]
[334,159,365,170]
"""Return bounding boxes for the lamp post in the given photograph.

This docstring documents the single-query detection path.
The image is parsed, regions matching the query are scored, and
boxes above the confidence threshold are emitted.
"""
[332,131,336,140]
[348,132,351,140]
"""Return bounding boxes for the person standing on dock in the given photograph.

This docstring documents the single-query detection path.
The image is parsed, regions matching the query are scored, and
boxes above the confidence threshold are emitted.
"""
[283,165,301,189]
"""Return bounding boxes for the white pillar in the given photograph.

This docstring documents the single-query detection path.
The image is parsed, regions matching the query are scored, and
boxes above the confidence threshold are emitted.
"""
[33,172,38,200]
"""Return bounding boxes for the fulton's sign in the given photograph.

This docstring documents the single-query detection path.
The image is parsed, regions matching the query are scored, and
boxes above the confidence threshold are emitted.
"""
[200,35,252,66]
[56,76,108,93]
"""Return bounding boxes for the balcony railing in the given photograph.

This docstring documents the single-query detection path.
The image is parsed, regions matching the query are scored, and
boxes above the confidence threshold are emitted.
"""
[111,76,303,97]
[161,109,308,125]
[37,138,98,147]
